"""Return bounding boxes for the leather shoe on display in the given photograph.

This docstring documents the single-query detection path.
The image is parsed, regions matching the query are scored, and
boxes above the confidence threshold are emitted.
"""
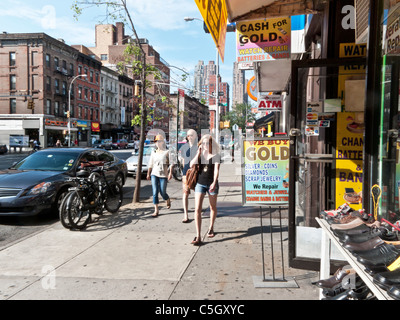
[373,269,400,290]
[333,224,371,241]
[343,227,396,244]
[330,217,369,230]
[356,244,400,267]
[316,267,356,289]
[388,285,400,300]
[343,236,385,253]
[322,286,371,300]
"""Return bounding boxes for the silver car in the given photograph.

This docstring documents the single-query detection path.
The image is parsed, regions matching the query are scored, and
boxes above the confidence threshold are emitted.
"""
[126,144,155,176]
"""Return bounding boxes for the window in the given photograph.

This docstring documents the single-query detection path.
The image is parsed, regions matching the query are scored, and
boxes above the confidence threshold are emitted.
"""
[97,151,114,163]
[69,63,74,76]
[10,98,16,113]
[46,76,51,91]
[54,57,59,68]
[78,87,82,99]
[46,99,51,114]
[10,75,16,90]
[90,71,93,82]
[55,79,59,93]
[46,54,51,67]
[78,65,82,75]
[54,101,59,115]
[62,81,67,95]
[100,54,108,61]
[31,51,38,66]
[9,52,16,66]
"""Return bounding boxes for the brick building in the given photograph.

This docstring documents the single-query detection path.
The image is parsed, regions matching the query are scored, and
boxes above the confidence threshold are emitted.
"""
[0,32,80,147]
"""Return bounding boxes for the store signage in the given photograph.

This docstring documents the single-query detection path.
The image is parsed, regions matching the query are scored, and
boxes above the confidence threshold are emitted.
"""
[257,95,283,110]
[335,112,363,210]
[45,118,76,128]
[76,120,89,128]
[194,0,227,62]
[242,138,290,206]
[91,121,100,132]
[237,17,291,64]
[385,3,400,55]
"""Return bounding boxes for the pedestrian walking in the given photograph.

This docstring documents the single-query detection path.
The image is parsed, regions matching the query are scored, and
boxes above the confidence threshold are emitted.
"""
[147,134,173,217]
[190,134,221,246]
[180,129,198,223]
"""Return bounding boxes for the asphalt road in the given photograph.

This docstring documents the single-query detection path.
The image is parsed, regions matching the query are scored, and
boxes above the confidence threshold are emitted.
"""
[0,149,148,249]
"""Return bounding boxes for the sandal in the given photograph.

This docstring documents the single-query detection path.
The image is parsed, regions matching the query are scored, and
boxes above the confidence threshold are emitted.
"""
[191,237,202,246]
[207,228,215,238]
[151,212,159,217]
[166,198,171,209]
[182,218,191,223]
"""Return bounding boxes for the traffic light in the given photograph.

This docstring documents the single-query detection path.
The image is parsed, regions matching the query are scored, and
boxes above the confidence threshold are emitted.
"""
[27,100,34,109]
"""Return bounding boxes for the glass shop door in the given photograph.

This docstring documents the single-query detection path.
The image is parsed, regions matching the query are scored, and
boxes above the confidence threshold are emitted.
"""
[288,57,366,271]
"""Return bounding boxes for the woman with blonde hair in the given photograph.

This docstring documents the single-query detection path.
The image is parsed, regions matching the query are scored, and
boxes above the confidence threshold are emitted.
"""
[189,134,220,245]
[147,134,173,217]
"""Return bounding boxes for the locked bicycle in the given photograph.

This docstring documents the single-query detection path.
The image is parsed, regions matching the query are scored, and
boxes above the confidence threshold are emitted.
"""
[59,161,123,230]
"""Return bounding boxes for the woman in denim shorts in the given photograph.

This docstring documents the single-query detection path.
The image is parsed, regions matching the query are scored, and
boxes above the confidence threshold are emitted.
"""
[190,134,220,246]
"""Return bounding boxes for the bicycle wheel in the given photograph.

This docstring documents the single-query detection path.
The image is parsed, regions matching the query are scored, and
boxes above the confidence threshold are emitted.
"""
[59,191,74,229]
[172,163,182,181]
[104,182,123,213]
[67,191,91,230]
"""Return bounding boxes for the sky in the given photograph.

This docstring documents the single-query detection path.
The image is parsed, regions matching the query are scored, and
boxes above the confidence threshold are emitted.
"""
[0,0,240,99]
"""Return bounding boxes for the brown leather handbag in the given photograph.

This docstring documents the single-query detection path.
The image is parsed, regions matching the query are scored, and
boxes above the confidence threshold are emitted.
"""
[185,155,200,190]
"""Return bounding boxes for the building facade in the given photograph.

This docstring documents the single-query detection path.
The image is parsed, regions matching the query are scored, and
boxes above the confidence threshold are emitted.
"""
[0,33,81,148]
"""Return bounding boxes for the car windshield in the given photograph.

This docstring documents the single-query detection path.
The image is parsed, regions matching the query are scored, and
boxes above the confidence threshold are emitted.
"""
[143,146,155,155]
[12,151,80,171]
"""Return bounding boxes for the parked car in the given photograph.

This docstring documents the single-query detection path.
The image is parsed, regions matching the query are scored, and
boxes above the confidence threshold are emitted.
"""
[113,139,128,149]
[0,148,127,216]
[0,144,8,154]
[126,144,156,176]
[93,139,117,150]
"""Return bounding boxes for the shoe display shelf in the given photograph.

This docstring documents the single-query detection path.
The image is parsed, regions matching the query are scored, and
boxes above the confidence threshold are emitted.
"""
[316,217,393,300]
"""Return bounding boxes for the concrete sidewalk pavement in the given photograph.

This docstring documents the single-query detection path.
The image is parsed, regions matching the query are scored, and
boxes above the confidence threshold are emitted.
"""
[0,157,319,300]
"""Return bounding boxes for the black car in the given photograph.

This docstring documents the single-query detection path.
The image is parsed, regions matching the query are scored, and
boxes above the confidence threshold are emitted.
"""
[0,148,127,216]
[0,144,7,154]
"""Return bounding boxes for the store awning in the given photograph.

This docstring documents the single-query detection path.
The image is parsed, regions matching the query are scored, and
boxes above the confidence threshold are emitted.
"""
[225,0,323,22]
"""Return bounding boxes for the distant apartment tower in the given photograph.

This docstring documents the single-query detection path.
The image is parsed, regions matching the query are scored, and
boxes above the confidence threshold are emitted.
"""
[207,74,229,116]
[232,62,248,107]
[193,60,217,103]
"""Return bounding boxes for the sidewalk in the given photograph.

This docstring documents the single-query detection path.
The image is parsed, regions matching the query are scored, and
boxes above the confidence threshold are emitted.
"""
[0,157,319,300]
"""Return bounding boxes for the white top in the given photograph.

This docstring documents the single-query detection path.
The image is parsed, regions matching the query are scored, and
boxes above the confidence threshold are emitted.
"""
[148,149,171,178]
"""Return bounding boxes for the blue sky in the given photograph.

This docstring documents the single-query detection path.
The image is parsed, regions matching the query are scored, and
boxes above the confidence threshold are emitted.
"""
[0,0,239,96]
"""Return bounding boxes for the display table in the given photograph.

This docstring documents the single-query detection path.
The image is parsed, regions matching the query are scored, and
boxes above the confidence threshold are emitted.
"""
[316,217,393,300]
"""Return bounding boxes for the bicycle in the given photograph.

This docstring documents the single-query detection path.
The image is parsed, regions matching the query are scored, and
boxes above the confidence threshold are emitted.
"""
[171,159,183,181]
[61,161,123,230]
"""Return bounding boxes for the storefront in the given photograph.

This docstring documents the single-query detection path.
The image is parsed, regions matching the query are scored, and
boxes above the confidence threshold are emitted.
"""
[287,1,400,271]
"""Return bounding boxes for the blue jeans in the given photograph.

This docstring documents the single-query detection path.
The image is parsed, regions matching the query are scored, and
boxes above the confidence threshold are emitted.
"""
[151,175,169,204]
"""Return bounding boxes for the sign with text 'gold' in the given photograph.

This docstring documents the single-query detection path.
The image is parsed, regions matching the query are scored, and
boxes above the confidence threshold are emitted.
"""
[194,0,227,62]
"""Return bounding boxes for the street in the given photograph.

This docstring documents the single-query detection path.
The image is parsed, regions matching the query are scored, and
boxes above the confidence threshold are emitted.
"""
[0,149,151,249]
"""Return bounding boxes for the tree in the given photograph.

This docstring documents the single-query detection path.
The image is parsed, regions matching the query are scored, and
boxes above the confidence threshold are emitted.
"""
[222,103,255,131]
[71,0,158,203]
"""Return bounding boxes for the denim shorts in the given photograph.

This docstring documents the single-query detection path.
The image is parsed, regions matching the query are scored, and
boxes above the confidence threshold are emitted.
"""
[195,183,219,195]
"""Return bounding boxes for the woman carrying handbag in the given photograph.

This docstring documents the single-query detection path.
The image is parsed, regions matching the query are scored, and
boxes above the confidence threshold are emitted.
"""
[189,134,220,246]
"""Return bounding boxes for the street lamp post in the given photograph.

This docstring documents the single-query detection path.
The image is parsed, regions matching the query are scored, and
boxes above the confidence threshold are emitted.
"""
[68,74,87,147]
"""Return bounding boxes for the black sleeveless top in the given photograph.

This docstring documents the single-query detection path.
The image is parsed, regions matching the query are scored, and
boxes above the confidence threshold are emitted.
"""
[197,154,221,185]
